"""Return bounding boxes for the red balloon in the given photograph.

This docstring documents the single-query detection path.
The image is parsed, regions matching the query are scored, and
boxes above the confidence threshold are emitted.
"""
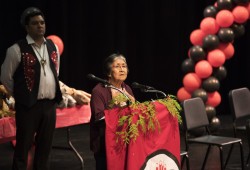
[190,29,206,46]
[216,10,234,27]
[206,91,221,107]
[207,49,226,67]
[183,73,202,92]
[177,87,191,102]
[47,35,64,55]
[195,60,213,78]
[246,3,250,20]
[218,43,234,59]
[232,6,249,24]
[200,17,219,35]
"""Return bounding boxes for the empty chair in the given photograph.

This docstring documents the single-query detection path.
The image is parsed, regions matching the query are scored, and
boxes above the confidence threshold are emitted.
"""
[182,97,244,170]
[229,87,250,165]
[180,150,190,170]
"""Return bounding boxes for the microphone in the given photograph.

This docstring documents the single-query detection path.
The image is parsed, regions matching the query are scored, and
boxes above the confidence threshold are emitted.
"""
[131,82,155,90]
[87,74,110,85]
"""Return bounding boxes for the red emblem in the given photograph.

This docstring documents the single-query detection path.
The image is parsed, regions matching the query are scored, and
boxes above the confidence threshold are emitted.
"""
[50,51,59,72]
[22,53,37,91]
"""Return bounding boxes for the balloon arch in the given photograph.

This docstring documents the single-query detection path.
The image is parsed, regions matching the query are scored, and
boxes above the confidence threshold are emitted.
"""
[177,0,250,132]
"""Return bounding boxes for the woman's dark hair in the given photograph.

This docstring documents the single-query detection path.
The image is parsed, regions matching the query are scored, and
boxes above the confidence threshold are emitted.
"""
[20,7,44,27]
[103,53,127,79]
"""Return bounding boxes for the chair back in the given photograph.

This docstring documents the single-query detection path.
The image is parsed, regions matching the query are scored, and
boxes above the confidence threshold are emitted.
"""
[183,97,209,130]
[229,87,250,121]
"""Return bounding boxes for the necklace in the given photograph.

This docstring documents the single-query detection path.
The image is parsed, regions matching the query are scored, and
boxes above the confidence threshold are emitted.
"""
[33,44,46,76]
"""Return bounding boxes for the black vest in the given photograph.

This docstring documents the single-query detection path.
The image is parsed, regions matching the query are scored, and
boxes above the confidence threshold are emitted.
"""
[13,39,62,108]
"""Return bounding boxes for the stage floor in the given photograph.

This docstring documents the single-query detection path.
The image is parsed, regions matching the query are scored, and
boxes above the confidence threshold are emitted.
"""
[0,114,249,170]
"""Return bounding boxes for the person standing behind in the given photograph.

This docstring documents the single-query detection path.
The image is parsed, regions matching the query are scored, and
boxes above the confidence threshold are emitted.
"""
[0,7,62,170]
[90,53,135,170]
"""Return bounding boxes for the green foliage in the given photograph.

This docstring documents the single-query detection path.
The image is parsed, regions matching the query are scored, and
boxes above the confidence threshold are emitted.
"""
[109,94,182,144]
[158,95,182,124]
[108,93,129,108]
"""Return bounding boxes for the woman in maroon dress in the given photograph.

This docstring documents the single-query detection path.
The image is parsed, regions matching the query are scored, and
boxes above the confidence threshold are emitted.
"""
[89,53,135,170]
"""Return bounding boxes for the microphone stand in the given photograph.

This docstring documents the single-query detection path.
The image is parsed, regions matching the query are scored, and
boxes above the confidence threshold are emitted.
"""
[104,84,132,106]
[142,89,167,99]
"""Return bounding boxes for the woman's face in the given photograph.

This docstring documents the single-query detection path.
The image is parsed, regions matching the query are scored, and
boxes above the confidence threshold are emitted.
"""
[110,57,128,83]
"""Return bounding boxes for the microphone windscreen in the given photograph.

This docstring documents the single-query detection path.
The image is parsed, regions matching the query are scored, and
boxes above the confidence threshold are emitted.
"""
[131,82,139,88]
[87,74,95,79]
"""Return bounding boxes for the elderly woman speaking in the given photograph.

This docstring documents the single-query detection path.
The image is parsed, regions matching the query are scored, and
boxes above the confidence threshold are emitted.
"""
[89,53,135,170]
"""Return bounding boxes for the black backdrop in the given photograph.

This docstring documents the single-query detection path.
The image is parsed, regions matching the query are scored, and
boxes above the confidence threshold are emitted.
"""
[1,0,250,115]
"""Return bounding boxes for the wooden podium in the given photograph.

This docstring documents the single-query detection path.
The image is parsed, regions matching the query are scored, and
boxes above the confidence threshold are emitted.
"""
[104,101,181,170]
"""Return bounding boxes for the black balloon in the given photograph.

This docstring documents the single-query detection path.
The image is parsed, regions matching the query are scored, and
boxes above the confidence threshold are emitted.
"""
[231,23,245,38]
[203,34,220,51]
[212,66,227,80]
[192,89,208,103]
[205,105,217,121]
[203,5,218,18]
[209,116,221,132]
[181,58,195,73]
[233,0,249,5]
[189,45,206,62]
[218,28,234,43]
[202,76,220,92]
[217,0,234,10]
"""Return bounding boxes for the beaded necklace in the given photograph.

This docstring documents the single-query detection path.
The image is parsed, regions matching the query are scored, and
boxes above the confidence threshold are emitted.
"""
[33,44,46,76]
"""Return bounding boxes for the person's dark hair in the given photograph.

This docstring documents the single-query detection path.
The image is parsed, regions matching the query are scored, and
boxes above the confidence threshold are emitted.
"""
[103,53,128,79]
[20,7,44,27]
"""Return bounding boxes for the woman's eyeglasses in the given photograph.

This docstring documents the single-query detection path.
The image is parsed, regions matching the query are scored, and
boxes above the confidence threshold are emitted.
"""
[113,65,127,69]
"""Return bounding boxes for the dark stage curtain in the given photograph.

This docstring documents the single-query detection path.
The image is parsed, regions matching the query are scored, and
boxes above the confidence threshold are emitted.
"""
[1,0,250,114]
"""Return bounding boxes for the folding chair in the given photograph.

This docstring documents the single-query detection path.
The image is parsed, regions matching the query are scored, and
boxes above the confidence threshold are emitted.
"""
[229,87,250,165]
[182,97,244,170]
[180,150,190,170]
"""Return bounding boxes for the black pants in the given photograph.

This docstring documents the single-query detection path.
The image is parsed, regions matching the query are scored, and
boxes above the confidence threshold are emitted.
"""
[12,99,56,170]
[94,151,107,170]
[94,132,107,170]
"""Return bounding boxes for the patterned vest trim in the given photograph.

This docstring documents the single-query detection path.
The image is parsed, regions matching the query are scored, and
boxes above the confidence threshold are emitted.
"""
[13,39,62,108]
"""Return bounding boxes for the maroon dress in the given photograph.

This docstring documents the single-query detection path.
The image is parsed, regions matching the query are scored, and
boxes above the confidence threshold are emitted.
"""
[90,82,134,153]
